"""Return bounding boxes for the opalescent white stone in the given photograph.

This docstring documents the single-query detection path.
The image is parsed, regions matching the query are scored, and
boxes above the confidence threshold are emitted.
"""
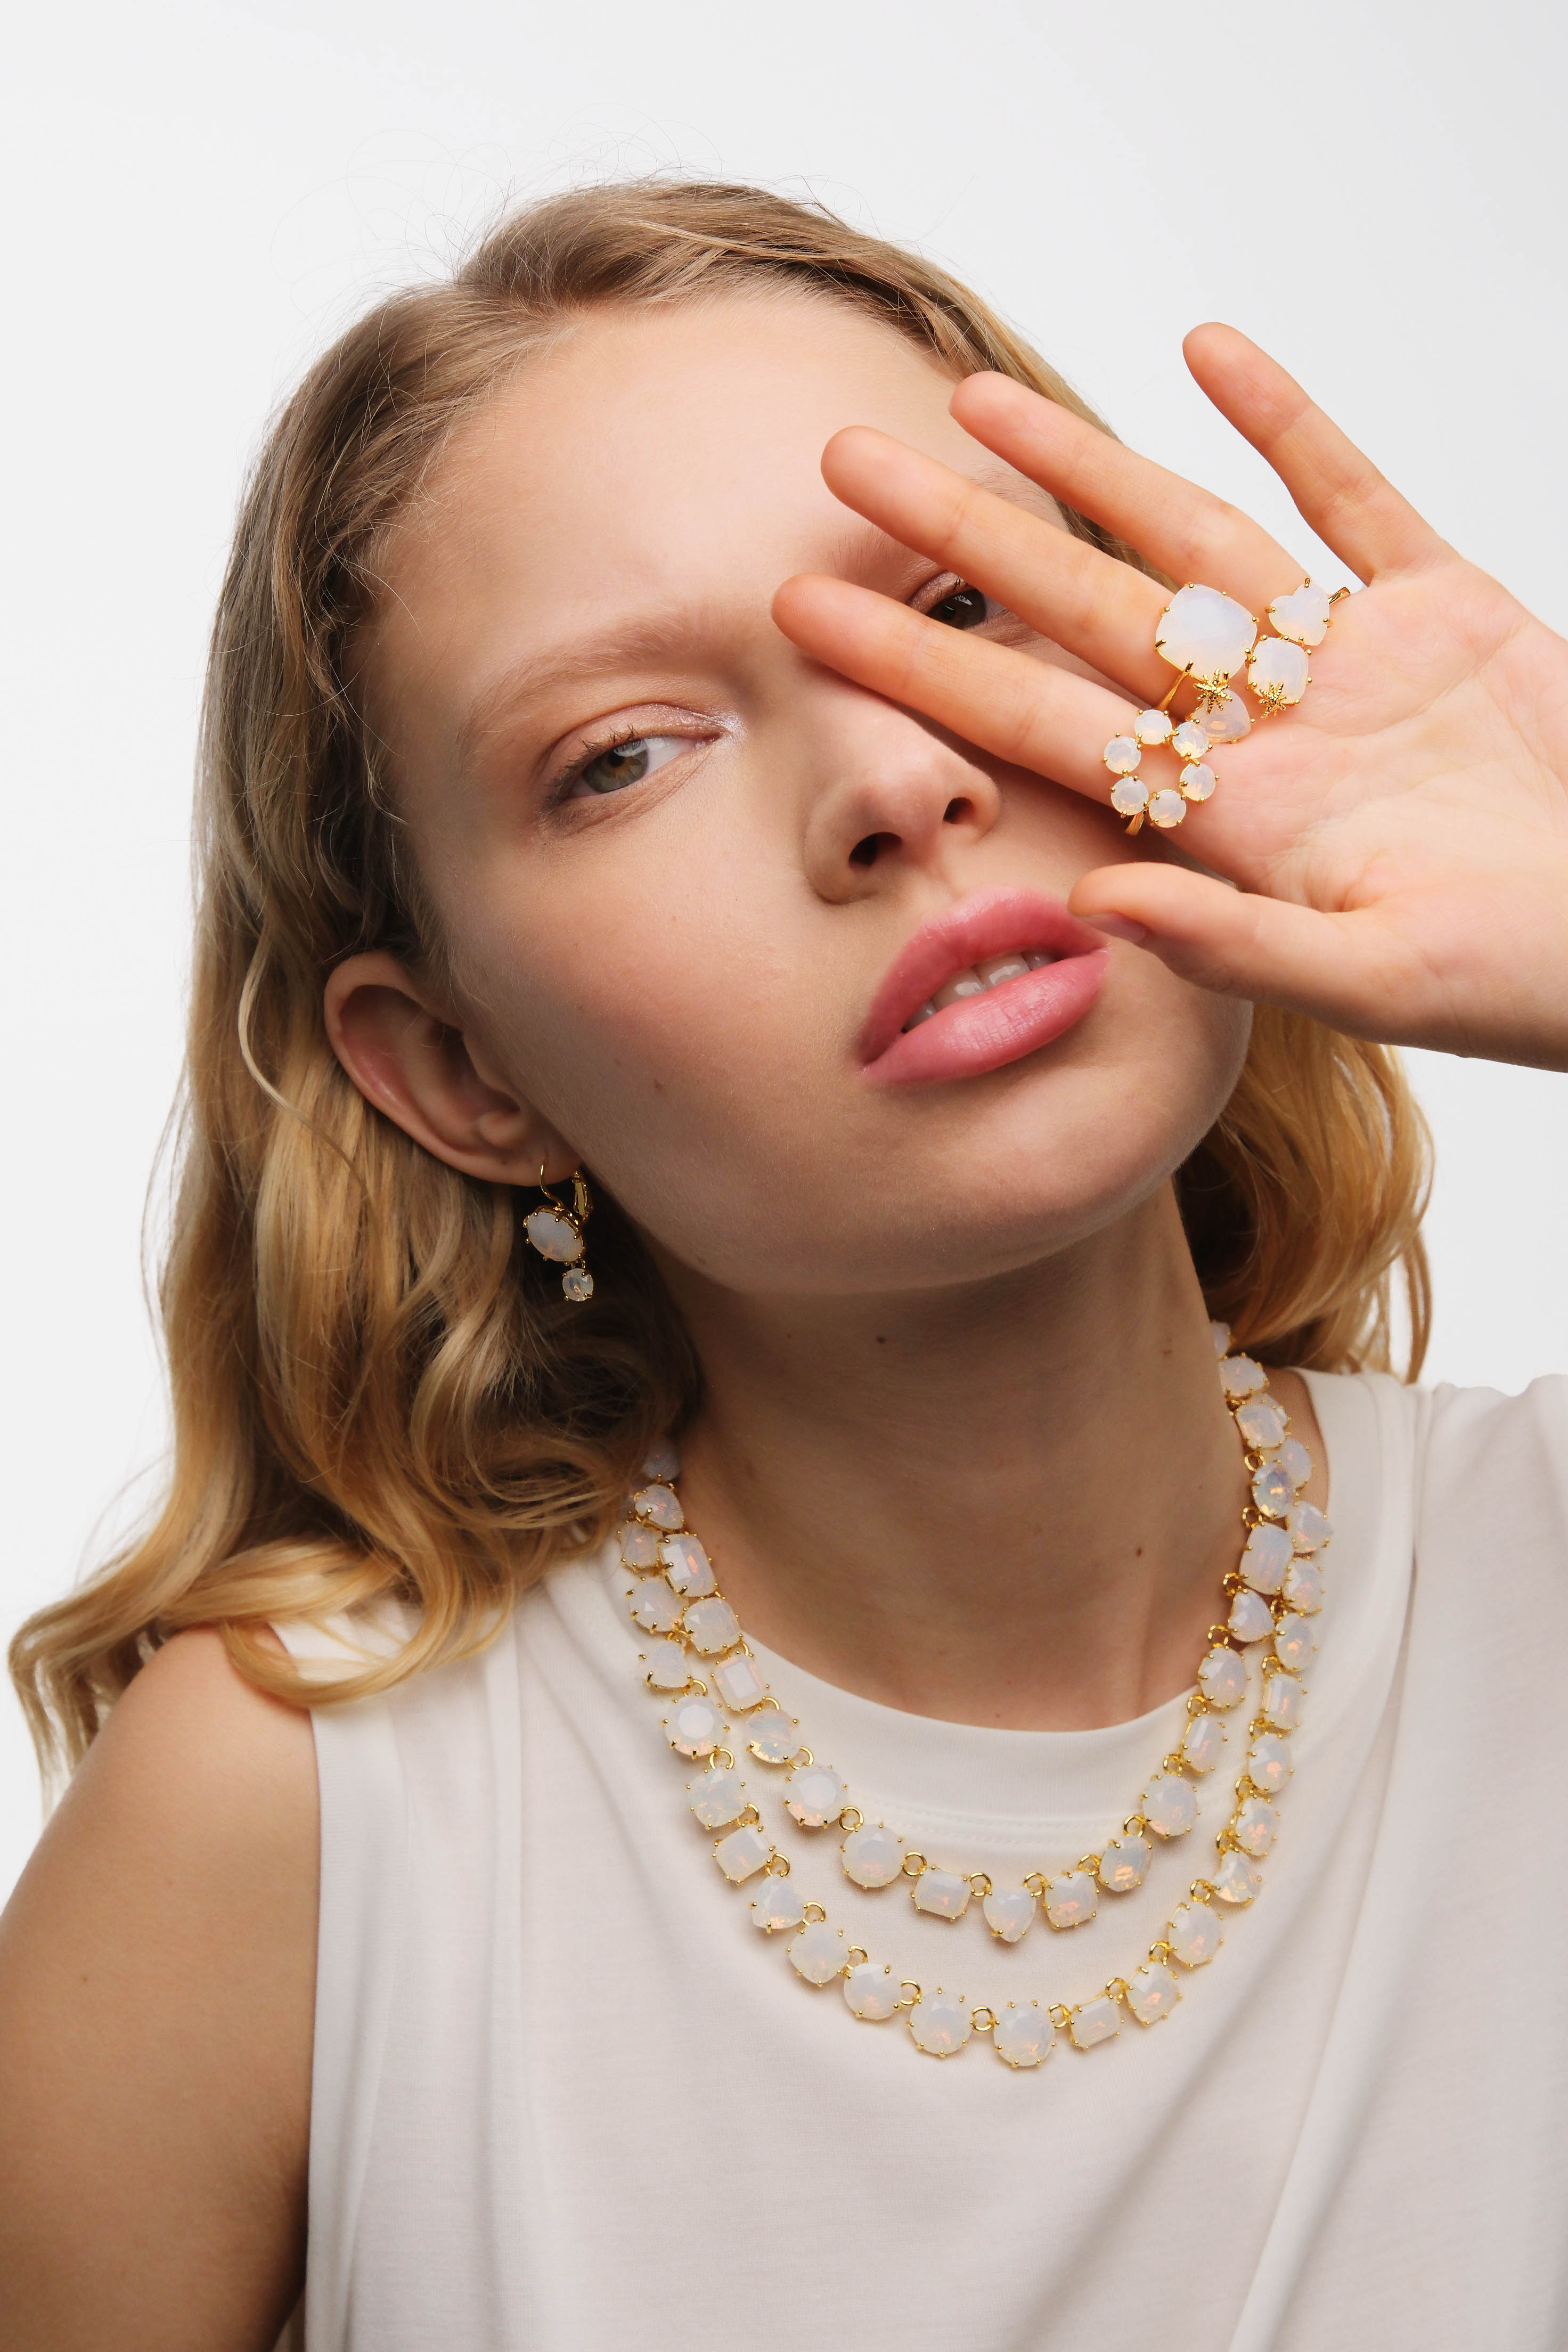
[912,1869,971,1921]
[744,1708,797,1764]
[1098,1832,1152,1892]
[787,1920,846,1986]
[714,1823,773,1882]
[1277,1436,1313,1490]
[1102,734,1142,775]
[1262,1672,1305,1730]
[1167,1899,1223,1967]
[1147,788,1187,830]
[1288,1502,1333,1554]
[1198,1646,1248,1709]
[1281,1559,1325,1614]
[908,1991,972,2057]
[1125,1962,1181,2026]
[1211,1320,1232,1355]
[785,1763,848,1827]
[1273,1613,1318,1672]
[993,2003,1055,2068]
[1181,1711,1225,1775]
[1268,580,1333,647]
[659,1534,715,1595]
[1248,635,1310,708]
[843,1962,901,2021]
[1171,718,1211,760]
[1247,1732,1293,1794]
[522,1207,583,1263]
[618,1521,662,1570]
[1236,1396,1288,1451]
[1252,1463,1293,1518]
[1043,1869,1097,1930]
[713,1653,768,1712]
[1242,1522,1293,1595]
[1179,761,1216,802]
[983,1886,1037,1943]
[1220,1353,1266,1400]
[1228,1588,1276,1644]
[1155,584,1257,689]
[682,1596,741,1656]
[1069,1995,1121,2050]
[1233,1794,1281,1857]
[1202,689,1252,742]
[641,1440,681,1482]
[1110,777,1149,818]
[663,1694,725,1757]
[562,1267,594,1302]
[842,1823,905,1889]
[749,1877,805,1933]
[633,1483,683,1531]
[642,1639,691,1691]
[1213,1849,1263,1905]
[1134,708,1174,746]
[630,1583,683,1635]
[1144,1771,1199,1839]
[687,1767,748,1828]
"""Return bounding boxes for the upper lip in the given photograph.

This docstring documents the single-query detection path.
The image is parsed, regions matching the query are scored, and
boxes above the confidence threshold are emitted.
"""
[857,886,1108,1067]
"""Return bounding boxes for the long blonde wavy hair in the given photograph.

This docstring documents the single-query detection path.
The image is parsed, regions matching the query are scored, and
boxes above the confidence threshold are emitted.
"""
[12,178,1431,1778]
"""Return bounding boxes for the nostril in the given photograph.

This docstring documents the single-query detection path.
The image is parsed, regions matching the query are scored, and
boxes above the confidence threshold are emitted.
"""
[850,832,897,868]
[942,797,972,824]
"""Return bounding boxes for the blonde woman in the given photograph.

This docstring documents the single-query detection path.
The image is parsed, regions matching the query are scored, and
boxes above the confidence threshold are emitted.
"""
[3,182,1565,2352]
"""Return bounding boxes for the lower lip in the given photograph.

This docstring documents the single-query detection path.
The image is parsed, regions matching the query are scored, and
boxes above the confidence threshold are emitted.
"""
[861,952,1109,1087]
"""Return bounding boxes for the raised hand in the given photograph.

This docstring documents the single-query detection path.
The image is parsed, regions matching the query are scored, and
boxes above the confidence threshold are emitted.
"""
[773,328,1568,1073]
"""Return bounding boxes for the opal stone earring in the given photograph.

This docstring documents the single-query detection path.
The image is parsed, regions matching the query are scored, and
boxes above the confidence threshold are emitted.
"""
[523,1165,594,1301]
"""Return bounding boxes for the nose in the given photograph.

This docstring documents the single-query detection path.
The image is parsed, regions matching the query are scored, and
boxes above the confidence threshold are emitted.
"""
[799,678,1003,905]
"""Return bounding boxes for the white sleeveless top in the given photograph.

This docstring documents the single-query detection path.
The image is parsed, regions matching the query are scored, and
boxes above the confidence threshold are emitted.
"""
[278,1371,1568,2351]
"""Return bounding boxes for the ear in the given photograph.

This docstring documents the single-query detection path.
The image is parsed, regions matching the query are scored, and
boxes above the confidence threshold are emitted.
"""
[323,952,577,1186]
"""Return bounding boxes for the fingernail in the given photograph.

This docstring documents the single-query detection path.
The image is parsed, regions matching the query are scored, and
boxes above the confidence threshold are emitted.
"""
[1085,914,1149,945]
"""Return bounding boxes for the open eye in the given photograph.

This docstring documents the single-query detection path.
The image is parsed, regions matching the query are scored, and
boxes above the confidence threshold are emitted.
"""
[564,732,690,799]
[913,574,995,631]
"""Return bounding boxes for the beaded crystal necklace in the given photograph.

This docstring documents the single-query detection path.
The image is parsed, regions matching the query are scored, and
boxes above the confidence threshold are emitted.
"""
[615,1324,1330,2069]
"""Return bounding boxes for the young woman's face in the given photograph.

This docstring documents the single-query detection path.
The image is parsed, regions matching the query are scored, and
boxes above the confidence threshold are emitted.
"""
[362,291,1248,1294]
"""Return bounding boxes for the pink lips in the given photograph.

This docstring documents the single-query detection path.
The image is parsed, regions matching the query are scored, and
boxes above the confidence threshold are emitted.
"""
[859,887,1109,1087]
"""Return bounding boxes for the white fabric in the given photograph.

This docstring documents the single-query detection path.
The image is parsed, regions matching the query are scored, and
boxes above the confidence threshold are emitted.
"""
[279,1371,1568,2350]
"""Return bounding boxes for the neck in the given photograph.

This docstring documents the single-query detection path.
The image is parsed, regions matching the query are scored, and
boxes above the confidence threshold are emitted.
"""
[664,1185,1259,1734]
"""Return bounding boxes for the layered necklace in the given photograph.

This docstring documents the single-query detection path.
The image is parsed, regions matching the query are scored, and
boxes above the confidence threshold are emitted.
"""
[614,1324,1330,2070]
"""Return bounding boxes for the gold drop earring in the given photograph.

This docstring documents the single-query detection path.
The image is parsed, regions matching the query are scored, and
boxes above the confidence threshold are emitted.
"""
[522,1165,594,1302]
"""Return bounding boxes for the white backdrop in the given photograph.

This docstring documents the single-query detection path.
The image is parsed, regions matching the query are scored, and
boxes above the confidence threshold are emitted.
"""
[4,0,1564,1898]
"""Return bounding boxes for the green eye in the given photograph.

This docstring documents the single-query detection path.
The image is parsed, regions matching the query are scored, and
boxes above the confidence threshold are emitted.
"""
[926,583,990,630]
[578,737,653,793]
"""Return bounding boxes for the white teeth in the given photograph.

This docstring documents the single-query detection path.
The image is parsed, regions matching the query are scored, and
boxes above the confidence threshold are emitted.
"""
[901,949,1058,1032]
[904,1000,938,1028]
[933,967,986,1010]
[976,953,1030,987]
[1024,950,1058,969]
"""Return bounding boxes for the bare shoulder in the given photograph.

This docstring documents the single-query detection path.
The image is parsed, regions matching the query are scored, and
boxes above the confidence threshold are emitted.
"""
[0,1630,318,2351]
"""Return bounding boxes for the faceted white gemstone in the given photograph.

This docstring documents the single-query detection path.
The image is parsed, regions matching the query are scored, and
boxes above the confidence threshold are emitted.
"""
[713,1653,769,1712]
[1170,718,1211,759]
[641,1440,681,1481]
[1220,1352,1266,1400]
[633,1483,684,1531]
[1181,1711,1226,1774]
[562,1266,594,1302]
[1288,1502,1333,1554]
[687,1767,748,1827]
[1155,584,1258,688]
[1252,1463,1293,1518]
[1213,1848,1263,1905]
[1098,1832,1152,1893]
[908,1991,973,2057]
[1248,1732,1293,1794]
[1242,1521,1294,1595]
[1147,788,1187,830]
[1262,1672,1305,1729]
[993,2002,1056,2068]
[1228,1588,1276,1644]
[618,1521,663,1570]
[1210,1320,1232,1355]
[787,1921,846,1986]
[1268,580,1333,647]
[785,1763,848,1827]
[983,1886,1037,1943]
[1167,1900,1223,1967]
[1277,1436,1313,1490]
[1202,689,1252,742]
[1179,761,1217,803]
[1125,1962,1181,2026]
[744,1708,798,1765]
[1273,1613,1318,1672]
[749,1877,805,1933]
[1110,775,1149,818]
[642,1639,691,1690]
[663,1694,726,1757]
[1248,635,1311,707]
[1198,1645,1248,1709]
[1102,733,1142,775]
[1233,1794,1281,1857]
[522,1207,583,1263]
[659,1534,715,1595]
[682,1596,741,1656]
[1281,1559,1325,1614]
[842,1823,906,1889]
[912,1869,971,1921]
[1143,1771,1199,1839]
[1133,707,1174,746]
[1235,1396,1288,1451]
[1069,1995,1121,2050]
[714,1823,773,1882]
[1043,1869,1098,1930]
[843,1962,901,2021]
[630,1583,683,1635]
